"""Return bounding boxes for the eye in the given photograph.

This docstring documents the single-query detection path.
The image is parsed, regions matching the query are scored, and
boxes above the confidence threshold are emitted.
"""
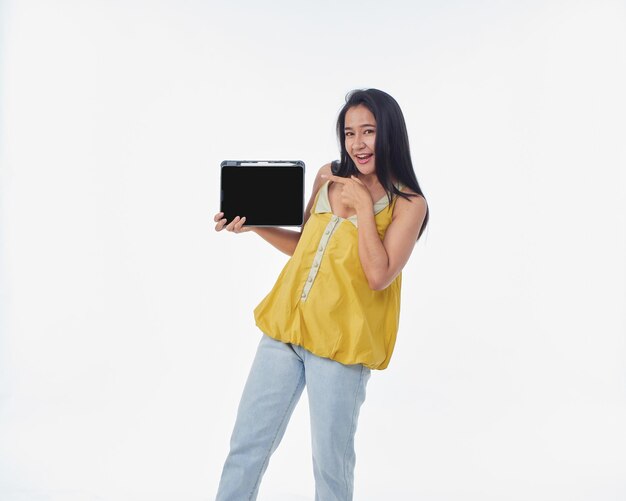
[344,131,354,137]
[364,129,375,134]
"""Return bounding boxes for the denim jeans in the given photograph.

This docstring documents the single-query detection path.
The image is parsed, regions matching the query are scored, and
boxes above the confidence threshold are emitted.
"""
[215,333,371,501]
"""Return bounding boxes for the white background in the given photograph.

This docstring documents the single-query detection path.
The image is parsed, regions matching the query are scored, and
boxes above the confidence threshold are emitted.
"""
[1,1,625,500]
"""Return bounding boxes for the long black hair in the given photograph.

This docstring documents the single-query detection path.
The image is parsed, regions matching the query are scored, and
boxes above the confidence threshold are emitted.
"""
[334,88,429,240]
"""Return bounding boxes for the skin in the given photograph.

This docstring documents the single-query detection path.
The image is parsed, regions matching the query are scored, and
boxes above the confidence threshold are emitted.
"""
[213,212,250,233]
[212,104,428,290]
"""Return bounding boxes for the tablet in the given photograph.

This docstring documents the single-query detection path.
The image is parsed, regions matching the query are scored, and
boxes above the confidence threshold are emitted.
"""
[220,160,305,227]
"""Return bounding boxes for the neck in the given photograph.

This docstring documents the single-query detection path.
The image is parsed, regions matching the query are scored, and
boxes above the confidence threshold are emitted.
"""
[357,172,379,188]
[357,172,397,190]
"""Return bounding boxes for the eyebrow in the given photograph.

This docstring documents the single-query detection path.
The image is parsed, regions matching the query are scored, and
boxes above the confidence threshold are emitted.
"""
[344,124,376,130]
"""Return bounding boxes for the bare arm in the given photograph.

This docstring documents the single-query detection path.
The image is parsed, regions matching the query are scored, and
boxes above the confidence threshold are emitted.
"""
[249,226,301,257]
[212,163,332,257]
[356,193,427,290]
[320,174,427,290]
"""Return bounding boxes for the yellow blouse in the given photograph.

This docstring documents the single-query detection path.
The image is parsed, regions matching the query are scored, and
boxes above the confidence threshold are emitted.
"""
[253,179,404,370]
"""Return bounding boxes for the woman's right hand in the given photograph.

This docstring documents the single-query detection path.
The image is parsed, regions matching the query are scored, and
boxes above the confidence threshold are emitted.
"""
[213,212,254,234]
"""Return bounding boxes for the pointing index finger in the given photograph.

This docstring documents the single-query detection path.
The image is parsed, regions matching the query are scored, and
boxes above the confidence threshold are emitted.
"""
[350,175,364,184]
[321,173,347,184]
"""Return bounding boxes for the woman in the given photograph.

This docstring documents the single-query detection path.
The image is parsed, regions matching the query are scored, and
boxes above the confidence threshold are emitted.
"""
[212,88,429,500]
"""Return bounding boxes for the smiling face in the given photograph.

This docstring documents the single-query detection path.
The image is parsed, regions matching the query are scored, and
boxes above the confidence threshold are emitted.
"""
[344,104,377,177]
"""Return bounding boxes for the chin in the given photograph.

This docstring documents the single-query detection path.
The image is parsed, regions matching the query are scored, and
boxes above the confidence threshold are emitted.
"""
[352,161,376,177]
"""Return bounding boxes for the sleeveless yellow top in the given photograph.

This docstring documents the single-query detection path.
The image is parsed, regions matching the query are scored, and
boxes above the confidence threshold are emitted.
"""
[253,179,404,370]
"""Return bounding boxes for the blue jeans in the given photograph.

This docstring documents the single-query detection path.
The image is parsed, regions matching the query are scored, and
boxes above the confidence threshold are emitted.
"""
[215,333,371,501]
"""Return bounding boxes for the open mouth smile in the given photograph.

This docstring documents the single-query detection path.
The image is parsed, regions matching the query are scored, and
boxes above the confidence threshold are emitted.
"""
[354,153,373,164]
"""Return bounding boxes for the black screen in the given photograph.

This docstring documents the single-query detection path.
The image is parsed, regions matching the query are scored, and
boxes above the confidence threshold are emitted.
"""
[220,165,304,226]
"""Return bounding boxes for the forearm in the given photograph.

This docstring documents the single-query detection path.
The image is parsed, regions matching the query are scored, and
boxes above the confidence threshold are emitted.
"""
[356,210,390,290]
[251,227,302,256]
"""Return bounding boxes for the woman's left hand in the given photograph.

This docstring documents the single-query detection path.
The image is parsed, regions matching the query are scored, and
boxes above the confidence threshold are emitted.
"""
[321,174,374,214]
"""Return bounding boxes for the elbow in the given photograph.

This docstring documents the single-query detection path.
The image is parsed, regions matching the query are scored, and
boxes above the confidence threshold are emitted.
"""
[369,283,388,292]
[368,270,397,291]
[287,236,303,257]
[364,261,393,291]
[367,275,387,291]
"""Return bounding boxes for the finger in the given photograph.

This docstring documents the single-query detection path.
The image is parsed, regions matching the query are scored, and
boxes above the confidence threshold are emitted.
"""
[321,173,347,184]
[214,217,227,231]
[234,216,247,232]
[213,211,224,222]
[225,216,240,231]
[350,175,364,184]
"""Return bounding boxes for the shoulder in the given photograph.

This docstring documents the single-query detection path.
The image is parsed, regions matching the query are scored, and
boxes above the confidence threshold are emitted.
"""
[302,162,334,227]
[392,188,427,224]
[312,162,333,192]
[319,162,333,177]
[384,189,427,245]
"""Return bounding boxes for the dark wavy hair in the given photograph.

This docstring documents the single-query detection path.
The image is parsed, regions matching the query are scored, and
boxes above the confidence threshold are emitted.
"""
[334,88,429,240]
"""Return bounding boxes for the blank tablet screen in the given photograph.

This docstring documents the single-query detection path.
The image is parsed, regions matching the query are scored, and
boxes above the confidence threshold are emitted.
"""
[220,161,305,227]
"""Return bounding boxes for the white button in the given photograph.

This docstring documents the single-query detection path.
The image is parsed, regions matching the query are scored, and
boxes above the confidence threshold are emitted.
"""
[325,230,330,235]
[313,262,319,267]
[301,293,306,298]
[308,277,312,282]
[319,246,323,251]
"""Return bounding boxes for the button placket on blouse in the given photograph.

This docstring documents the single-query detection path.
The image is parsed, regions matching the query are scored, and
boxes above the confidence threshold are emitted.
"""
[300,216,341,301]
